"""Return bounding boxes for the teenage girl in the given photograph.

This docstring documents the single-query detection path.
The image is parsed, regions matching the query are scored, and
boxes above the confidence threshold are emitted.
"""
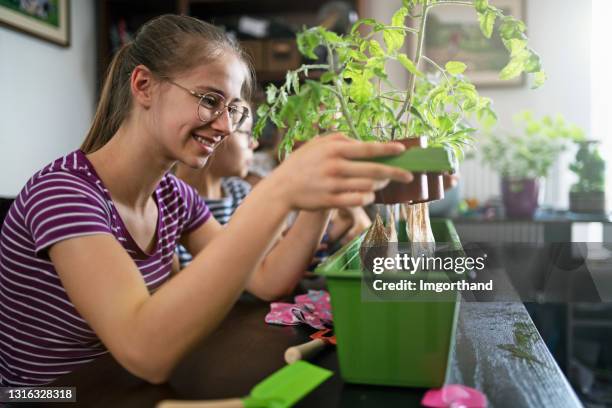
[0,15,412,386]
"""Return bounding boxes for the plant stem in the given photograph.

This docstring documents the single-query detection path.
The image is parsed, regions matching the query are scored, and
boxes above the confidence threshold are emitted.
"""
[381,26,420,34]
[421,55,450,83]
[335,79,360,139]
[363,26,419,41]
[296,64,330,73]
[429,1,474,7]
[327,43,360,139]
[394,0,430,138]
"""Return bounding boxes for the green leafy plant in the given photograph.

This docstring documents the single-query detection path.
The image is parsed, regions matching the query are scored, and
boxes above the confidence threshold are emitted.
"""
[570,141,606,193]
[481,111,584,179]
[254,0,545,160]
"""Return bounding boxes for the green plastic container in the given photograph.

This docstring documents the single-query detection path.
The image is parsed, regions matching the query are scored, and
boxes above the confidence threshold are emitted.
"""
[315,218,461,388]
[371,146,456,173]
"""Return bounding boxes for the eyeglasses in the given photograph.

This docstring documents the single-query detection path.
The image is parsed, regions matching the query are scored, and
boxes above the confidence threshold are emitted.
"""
[234,129,257,149]
[167,80,249,129]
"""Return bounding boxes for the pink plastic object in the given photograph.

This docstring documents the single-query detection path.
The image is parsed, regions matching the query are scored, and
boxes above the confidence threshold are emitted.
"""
[421,384,487,408]
[265,290,332,330]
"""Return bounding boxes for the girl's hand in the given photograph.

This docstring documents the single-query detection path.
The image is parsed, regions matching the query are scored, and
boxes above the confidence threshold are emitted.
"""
[268,133,413,210]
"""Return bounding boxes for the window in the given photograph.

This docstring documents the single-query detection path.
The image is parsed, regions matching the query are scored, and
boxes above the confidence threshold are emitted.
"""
[591,0,612,210]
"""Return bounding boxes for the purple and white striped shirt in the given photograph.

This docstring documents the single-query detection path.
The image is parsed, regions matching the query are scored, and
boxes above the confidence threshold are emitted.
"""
[0,150,211,386]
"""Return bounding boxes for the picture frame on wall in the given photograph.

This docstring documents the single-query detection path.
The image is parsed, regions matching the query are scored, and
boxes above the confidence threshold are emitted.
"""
[420,0,525,87]
[0,0,70,47]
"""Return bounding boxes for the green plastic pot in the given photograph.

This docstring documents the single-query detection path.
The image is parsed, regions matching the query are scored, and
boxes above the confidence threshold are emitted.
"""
[315,218,461,388]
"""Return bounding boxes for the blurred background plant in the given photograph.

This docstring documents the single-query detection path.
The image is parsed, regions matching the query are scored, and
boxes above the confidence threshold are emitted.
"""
[481,110,584,179]
[570,141,606,194]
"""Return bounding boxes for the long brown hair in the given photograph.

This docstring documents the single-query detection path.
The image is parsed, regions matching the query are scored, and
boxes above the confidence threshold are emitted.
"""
[81,14,254,154]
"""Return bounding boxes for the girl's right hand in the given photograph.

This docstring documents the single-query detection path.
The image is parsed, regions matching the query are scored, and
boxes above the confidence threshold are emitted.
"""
[268,133,413,210]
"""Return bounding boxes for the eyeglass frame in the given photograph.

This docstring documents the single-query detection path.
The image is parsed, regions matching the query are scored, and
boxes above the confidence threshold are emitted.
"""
[166,79,249,130]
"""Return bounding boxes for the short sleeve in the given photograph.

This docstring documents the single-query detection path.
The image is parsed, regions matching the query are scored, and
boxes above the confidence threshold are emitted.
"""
[23,174,113,256]
[171,176,211,235]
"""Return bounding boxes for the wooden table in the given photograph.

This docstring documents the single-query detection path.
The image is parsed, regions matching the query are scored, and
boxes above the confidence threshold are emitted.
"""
[39,280,582,408]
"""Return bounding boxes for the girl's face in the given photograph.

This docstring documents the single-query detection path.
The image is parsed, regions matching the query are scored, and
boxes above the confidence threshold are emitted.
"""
[150,51,248,169]
[209,111,256,178]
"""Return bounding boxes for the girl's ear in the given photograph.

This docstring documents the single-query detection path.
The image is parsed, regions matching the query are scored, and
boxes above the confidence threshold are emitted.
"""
[130,64,157,109]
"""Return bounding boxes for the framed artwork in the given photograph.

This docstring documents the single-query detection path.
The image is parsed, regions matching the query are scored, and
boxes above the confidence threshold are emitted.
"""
[0,0,70,46]
[420,0,525,87]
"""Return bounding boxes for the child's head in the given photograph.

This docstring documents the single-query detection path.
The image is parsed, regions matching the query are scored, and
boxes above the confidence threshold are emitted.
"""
[208,102,258,178]
[82,15,254,168]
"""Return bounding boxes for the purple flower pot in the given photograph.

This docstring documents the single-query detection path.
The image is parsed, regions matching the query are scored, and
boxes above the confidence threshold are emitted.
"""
[501,178,539,219]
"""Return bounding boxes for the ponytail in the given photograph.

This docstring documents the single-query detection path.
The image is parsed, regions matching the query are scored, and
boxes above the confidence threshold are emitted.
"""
[81,44,132,153]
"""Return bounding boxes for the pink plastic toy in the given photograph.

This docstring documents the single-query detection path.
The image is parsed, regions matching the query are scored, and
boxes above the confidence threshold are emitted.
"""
[421,384,487,408]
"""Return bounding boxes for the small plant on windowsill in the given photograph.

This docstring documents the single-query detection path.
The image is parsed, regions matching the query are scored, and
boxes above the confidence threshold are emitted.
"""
[254,0,545,206]
[481,111,584,218]
[569,140,607,214]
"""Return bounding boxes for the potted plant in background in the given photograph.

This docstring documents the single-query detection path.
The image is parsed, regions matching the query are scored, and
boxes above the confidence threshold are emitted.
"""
[481,111,584,218]
[254,0,544,389]
[569,140,607,214]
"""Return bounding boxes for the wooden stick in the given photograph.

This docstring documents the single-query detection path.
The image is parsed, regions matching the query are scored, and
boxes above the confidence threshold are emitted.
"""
[284,339,327,364]
[157,398,244,408]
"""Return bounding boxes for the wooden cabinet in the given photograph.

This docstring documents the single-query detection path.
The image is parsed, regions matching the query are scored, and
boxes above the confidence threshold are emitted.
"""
[95,0,360,91]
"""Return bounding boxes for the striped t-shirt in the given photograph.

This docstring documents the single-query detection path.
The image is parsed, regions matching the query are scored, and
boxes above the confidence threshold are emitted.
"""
[205,177,251,225]
[0,150,211,386]
[177,177,250,268]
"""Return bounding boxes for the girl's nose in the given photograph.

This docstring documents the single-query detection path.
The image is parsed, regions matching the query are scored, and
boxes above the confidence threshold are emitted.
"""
[210,109,232,135]
[248,136,259,150]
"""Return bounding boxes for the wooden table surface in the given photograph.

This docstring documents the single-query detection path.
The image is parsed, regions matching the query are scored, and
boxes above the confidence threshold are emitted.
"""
[36,279,582,408]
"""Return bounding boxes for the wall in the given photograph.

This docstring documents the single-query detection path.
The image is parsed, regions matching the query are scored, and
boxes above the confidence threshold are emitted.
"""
[0,0,96,196]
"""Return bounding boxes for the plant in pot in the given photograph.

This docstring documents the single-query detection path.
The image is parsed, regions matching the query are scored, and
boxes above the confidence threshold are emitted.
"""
[481,111,583,218]
[569,140,607,214]
[254,0,545,207]
[254,0,543,388]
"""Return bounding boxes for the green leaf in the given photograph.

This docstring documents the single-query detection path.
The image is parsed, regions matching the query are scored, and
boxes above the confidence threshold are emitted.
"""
[322,30,342,44]
[257,104,270,117]
[383,30,404,54]
[296,28,320,60]
[349,73,374,104]
[368,40,385,57]
[531,71,547,89]
[366,56,385,72]
[505,38,527,55]
[524,52,542,73]
[499,60,523,80]
[284,71,299,94]
[253,116,267,138]
[445,61,467,75]
[348,49,369,61]
[266,84,278,104]
[391,7,409,27]
[320,72,335,83]
[351,18,376,35]
[397,53,423,77]
[499,16,526,40]
[499,48,530,80]
[474,0,489,13]
[478,9,496,39]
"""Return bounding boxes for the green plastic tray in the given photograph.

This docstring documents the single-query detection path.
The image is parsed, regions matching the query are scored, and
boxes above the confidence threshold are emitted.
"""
[315,219,460,388]
[370,146,456,173]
